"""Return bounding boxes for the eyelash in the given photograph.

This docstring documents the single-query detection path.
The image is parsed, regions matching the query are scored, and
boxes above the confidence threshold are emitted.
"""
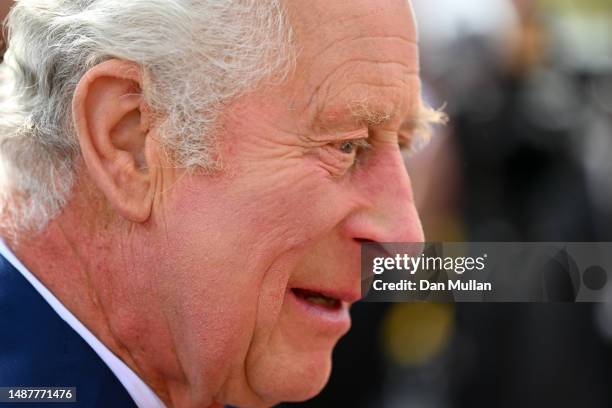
[336,134,422,155]
[335,139,371,155]
[328,133,424,174]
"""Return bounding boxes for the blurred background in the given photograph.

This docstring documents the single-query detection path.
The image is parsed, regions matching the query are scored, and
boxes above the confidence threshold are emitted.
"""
[3,0,612,407]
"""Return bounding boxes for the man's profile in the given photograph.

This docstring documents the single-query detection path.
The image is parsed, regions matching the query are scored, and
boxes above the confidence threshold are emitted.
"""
[0,0,444,406]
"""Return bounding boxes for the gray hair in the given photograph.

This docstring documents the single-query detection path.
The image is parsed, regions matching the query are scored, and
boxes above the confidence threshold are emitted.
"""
[0,0,294,234]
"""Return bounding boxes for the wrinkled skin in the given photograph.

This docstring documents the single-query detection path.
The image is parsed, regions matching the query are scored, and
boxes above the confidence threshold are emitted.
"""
[9,0,424,407]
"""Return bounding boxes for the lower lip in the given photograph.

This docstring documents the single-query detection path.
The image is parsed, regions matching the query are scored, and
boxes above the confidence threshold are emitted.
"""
[286,289,351,335]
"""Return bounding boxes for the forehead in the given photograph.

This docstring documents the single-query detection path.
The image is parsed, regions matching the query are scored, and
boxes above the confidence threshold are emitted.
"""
[284,0,420,134]
[288,0,417,43]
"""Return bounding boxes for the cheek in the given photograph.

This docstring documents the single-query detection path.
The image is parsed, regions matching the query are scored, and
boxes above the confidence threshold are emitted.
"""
[232,164,352,247]
[237,184,360,402]
[152,167,354,395]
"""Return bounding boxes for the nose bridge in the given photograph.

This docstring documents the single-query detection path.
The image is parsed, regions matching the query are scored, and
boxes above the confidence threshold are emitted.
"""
[360,151,424,243]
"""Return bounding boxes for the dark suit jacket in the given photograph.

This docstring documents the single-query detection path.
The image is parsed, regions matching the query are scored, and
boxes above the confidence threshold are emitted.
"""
[0,253,138,407]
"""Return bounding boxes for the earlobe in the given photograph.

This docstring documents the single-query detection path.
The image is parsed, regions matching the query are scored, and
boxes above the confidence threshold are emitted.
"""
[73,59,156,223]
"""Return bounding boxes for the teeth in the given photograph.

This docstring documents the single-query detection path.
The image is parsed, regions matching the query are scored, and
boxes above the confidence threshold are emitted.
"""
[293,288,340,309]
[305,295,337,308]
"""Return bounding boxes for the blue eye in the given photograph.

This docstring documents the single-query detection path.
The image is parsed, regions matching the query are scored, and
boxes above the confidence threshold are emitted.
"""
[338,140,356,154]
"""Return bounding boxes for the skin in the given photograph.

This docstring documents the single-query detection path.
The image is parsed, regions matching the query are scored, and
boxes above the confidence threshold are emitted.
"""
[6,0,426,406]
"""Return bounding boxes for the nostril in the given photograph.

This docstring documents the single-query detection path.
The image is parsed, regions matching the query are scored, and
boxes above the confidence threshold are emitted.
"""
[354,238,375,244]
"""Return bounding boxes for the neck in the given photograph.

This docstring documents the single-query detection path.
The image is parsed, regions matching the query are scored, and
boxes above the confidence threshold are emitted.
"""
[4,206,218,408]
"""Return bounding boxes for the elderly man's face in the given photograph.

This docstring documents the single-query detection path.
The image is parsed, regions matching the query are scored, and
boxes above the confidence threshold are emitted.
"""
[147,0,422,405]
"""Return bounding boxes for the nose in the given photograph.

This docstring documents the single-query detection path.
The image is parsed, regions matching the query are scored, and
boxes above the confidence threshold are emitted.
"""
[344,149,424,243]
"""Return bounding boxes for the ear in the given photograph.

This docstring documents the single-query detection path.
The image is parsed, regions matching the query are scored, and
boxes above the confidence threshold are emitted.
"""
[73,59,158,223]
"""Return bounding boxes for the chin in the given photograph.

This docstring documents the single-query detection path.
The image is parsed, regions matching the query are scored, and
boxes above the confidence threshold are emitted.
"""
[223,283,352,407]
[239,347,334,406]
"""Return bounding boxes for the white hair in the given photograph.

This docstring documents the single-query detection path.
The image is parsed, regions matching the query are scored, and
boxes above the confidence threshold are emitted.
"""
[0,0,294,235]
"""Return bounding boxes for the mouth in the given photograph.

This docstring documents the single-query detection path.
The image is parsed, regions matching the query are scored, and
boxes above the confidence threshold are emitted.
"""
[286,287,352,335]
[291,288,342,310]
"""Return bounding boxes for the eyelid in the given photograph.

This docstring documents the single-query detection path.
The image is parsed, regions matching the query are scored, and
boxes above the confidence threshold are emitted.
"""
[330,136,371,152]
[317,137,371,178]
[349,138,371,150]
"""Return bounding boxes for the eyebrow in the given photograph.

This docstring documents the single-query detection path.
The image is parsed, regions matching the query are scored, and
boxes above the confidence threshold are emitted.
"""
[404,101,448,138]
[397,102,448,152]
[349,99,393,127]
[349,99,448,137]
[308,96,447,144]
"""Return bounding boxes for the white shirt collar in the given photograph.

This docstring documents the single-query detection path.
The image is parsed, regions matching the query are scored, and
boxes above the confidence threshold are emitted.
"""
[0,240,167,408]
